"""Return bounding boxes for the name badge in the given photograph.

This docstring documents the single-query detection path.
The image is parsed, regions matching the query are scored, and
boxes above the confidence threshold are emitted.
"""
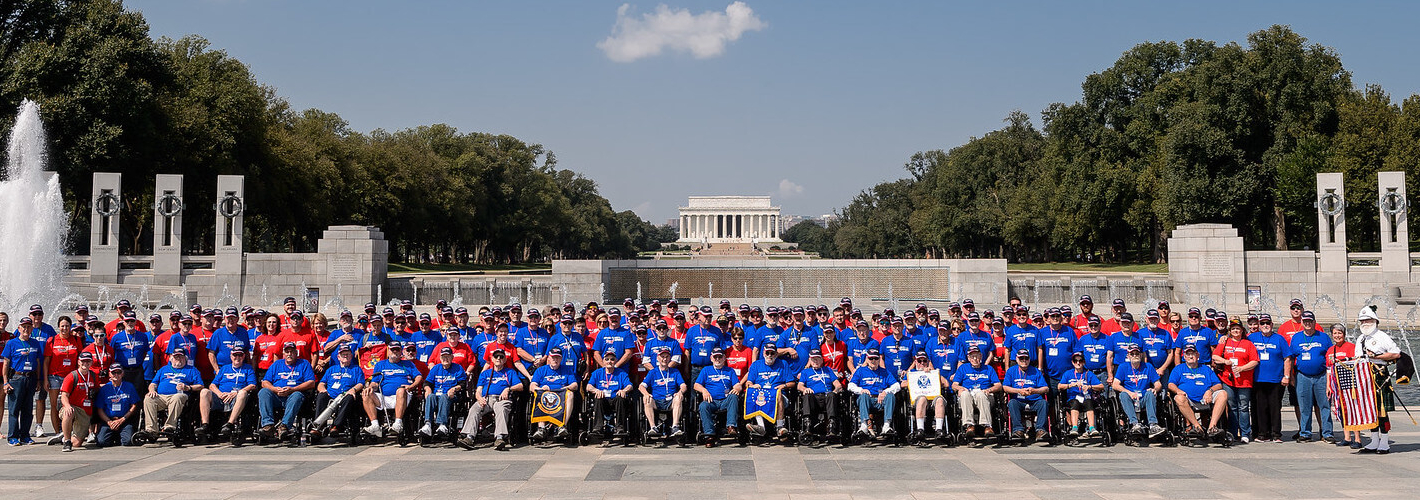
[1148,350,1159,358]
[1259,352,1270,361]
[62,359,72,366]
[1301,353,1312,361]
[1090,355,1100,362]
[127,356,137,366]
[111,403,123,413]
[1048,348,1058,357]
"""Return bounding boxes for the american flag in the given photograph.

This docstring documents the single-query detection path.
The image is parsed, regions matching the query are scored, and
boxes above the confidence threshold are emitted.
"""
[1329,360,1378,431]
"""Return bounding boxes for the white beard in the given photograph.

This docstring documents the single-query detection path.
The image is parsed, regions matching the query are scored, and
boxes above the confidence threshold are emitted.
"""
[1360,323,1378,336]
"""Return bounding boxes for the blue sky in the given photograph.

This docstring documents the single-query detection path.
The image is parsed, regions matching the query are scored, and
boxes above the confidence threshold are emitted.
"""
[127,1,1420,223]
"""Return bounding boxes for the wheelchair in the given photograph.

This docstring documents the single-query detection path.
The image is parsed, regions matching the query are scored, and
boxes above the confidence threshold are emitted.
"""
[580,393,637,447]
[691,390,749,448]
[195,390,260,447]
[310,391,366,447]
[1117,390,1178,447]
[1059,389,1114,447]
[953,391,1004,448]
[1168,394,1233,448]
[357,388,422,447]
[998,394,1051,447]
[132,391,202,448]
[904,390,956,447]
[253,389,316,447]
[637,391,692,447]
[845,391,902,447]
[796,390,846,447]
[418,389,469,447]
[526,389,581,447]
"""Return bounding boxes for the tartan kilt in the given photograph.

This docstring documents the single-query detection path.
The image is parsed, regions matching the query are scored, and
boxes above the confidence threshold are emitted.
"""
[1376,366,1397,413]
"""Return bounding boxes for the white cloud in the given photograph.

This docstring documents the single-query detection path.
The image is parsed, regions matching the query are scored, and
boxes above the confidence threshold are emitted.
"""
[598,2,767,63]
[777,179,804,198]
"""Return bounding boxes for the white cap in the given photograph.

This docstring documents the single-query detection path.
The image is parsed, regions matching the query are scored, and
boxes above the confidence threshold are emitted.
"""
[1357,305,1380,322]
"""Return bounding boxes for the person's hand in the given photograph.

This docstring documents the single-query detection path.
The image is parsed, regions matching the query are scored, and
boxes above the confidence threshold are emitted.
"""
[1231,366,1243,377]
[476,396,488,406]
[59,406,72,420]
[108,419,122,430]
[877,392,887,404]
[500,389,510,400]
[222,392,236,404]
[730,385,743,396]
[803,387,814,394]
[446,387,458,397]
[1281,376,1290,385]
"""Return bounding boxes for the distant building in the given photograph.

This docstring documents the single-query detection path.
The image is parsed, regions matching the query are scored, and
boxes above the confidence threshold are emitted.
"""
[677,196,783,243]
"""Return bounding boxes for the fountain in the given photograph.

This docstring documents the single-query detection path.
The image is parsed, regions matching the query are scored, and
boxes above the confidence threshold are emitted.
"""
[0,100,69,312]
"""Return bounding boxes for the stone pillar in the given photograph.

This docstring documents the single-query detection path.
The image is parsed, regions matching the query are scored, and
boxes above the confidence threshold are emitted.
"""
[89,173,121,283]
[1379,171,1409,279]
[152,174,184,285]
[317,226,389,315]
[215,175,245,286]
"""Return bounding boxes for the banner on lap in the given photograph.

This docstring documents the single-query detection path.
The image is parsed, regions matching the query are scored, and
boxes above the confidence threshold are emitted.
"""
[743,387,780,423]
[532,389,574,427]
[908,369,941,401]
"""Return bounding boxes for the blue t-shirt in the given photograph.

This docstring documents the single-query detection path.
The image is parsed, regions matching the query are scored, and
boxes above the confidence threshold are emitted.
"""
[1247,332,1291,383]
[641,366,685,400]
[684,325,726,366]
[926,336,959,382]
[1289,330,1333,377]
[110,330,150,368]
[213,363,257,393]
[208,326,251,366]
[1168,363,1222,401]
[589,367,631,395]
[594,327,633,357]
[1003,365,1046,402]
[97,381,138,417]
[1113,362,1159,394]
[263,358,315,388]
[321,328,364,354]
[320,363,364,397]
[475,367,522,397]
[746,357,792,388]
[952,363,1000,391]
[849,365,895,395]
[952,331,994,366]
[166,332,199,361]
[411,329,445,364]
[1106,332,1143,366]
[798,365,839,394]
[372,359,419,396]
[1040,327,1076,380]
[1075,334,1111,371]
[695,365,739,400]
[879,334,920,377]
[1059,369,1102,399]
[531,363,577,390]
[1,337,44,372]
[426,363,470,393]
[546,332,586,371]
[24,323,57,343]
[152,364,203,395]
[1175,326,1217,355]
[642,336,682,369]
[843,336,880,367]
[1006,328,1041,362]
[1138,327,1174,370]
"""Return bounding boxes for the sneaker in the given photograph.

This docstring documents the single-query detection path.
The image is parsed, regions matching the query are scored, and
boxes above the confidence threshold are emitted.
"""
[47,435,63,446]
[161,425,177,434]
[1322,435,1337,444]
[363,422,383,437]
[856,422,871,436]
[1065,427,1079,439]
[725,426,737,436]
[776,426,788,438]
[745,423,763,436]
[20,439,34,445]
[1240,436,1251,444]
[646,427,663,438]
[389,420,403,434]
[8,438,19,446]
[1011,430,1025,440]
[532,426,549,440]
[32,425,45,438]
[982,427,994,437]
[456,435,476,450]
[963,424,976,435]
[62,442,72,453]
[494,436,507,451]
[937,429,949,440]
[1207,427,1223,437]
[1129,423,1144,434]
[438,425,451,437]
[1350,441,1363,450]
[881,425,895,437]
[556,426,569,438]
[671,426,685,438]
[419,423,433,436]
[1377,448,1391,455]
[1271,437,1283,443]
[84,434,95,444]
[1148,424,1165,439]
[1086,427,1098,437]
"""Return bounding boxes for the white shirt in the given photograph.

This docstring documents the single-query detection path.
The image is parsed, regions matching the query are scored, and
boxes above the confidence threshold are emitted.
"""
[1357,329,1400,365]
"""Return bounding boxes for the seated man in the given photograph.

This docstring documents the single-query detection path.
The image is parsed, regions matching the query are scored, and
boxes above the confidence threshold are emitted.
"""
[798,348,842,438]
[258,342,317,438]
[528,347,577,440]
[1003,349,1049,440]
[952,346,1001,436]
[459,349,523,450]
[95,363,140,447]
[1059,352,1104,437]
[57,352,99,452]
[743,342,794,437]
[695,347,742,446]
[421,346,468,438]
[848,348,899,437]
[199,345,257,440]
[311,344,364,438]
[639,349,687,439]
[1168,344,1227,437]
[586,348,633,438]
[140,349,203,440]
[904,349,950,440]
[1112,345,1165,438]
[362,342,423,437]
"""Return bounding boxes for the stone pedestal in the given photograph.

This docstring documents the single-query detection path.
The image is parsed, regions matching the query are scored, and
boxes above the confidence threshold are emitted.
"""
[153,174,183,285]
[316,226,389,312]
[89,173,121,283]
[1167,224,1247,314]
[1379,171,1409,281]
[215,175,245,287]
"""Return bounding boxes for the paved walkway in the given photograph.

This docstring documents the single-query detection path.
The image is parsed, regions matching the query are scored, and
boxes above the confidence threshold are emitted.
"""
[0,419,1416,500]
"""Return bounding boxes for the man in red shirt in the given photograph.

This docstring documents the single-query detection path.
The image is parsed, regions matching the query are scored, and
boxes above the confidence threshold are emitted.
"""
[1100,299,1127,334]
[104,300,147,336]
[58,353,99,452]
[1212,319,1259,443]
[431,327,476,374]
[277,310,319,364]
[1070,296,1100,335]
[483,323,529,379]
[148,313,177,373]
[1276,299,1306,339]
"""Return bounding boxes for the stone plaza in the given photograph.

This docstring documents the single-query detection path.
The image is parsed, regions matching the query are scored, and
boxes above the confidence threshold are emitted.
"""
[0,417,1413,500]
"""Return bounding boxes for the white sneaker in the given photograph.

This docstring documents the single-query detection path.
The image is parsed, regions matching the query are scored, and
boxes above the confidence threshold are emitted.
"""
[363,422,383,437]
[32,426,45,438]
[437,425,450,435]
[1240,436,1251,444]
[390,420,404,434]
[84,434,96,444]
[418,423,432,436]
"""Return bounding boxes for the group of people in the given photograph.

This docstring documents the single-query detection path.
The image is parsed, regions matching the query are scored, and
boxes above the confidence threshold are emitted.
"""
[0,294,1404,454]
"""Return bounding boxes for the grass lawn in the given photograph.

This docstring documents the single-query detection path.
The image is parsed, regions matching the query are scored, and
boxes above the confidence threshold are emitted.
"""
[387,262,552,274]
[1008,262,1168,273]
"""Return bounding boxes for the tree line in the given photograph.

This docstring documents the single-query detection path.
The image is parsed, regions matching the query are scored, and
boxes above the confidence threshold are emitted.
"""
[0,0,669,264]
[785,26,1420,262]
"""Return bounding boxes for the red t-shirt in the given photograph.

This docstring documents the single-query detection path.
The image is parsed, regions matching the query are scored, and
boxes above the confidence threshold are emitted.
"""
[45,335,85,378]
[253,333,283,370]
[276,330,318,362]
[1276,319,1305,339]
[150,330,175,371]
[191,327,214,381]
[1325,342,1357,367]
[483,341,519,366]
[1100,317,1123,335]
[725,345,754,379]
[60,369,98,413]
[431,341,476,370]
[81,343,115,381]
[821,339,848,375]
[1212,337,1258,388]
[105,318,147,336]
[1070,314,1099,337]
[278,313,311,332]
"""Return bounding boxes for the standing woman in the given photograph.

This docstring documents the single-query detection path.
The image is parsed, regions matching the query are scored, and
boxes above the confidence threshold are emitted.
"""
[1212,319,1259,443]
[1324,323,1361,448]
[43,316,85,444]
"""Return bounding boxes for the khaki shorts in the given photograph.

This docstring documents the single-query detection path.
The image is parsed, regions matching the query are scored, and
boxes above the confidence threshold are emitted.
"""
[67,408,92,442]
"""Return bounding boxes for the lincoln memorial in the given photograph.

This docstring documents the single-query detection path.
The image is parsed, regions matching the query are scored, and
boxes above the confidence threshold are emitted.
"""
[677,196,783,243]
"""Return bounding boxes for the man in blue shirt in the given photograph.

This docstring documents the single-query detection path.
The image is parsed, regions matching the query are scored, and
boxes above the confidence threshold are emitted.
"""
[1058,352,1104,438]
[1039,309,1076,388]
[639,349,687,439]
[258,342,316,437]
[1288,311,1333,442]
[952,346,1001,436]
[1111,345,1164,438]
[1075,317,1111,375]
[208,310,252,369]
[312,344,364,438]
[3,317,44,444]
[843,322,880,373]
[1006,317,1042,367]
[140,349,202,439]
[880,318,920,379]
[952,316,995,369]
[642,321,683,371]
[904,350,950,440]
[362,342,423,438]
[1003,349,1048,440]
[110,312,151,398]
[1104,313,1143,381]
[1138,310,1175,376]
[198,345,257,440]
[95,363,139,447]
[422,346,469,438]
[797,349,842,440]
[460,349,523,450]
[585,348,633,439]
[1167,344,1227,437]
[849,348,900,438]
[529,348,577,440]
[1174,308,1217,362]
[695,347,742,445]
[547,316,586,374]
[744,343,793,437]
[594,309,634,370]
[1248,317,1292,442]
[685,313,726,386]
[926,322,959,386]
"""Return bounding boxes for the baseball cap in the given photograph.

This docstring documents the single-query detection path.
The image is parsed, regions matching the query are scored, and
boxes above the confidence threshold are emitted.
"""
[1078,295,1092,304]
[418,313,432,322]
[18,317,33,326]
[439,346,453,355]
[149,313,163,321]
[122,311,137,320]
[914,349,928,359]
[108,363,124,372]
[283,341,297,350]
[78,352,94,362]
[86,316,103,326]
[1301,311,1316,321]
[967,345,982,354]
[711,347,725,356]
[1112,299,1125,307]
[656,348,671,357]
[1188,307,1201,316]
[1120,312,1134,323]
[1015,349,1030,359]
[1070,351,1085,360]
[29,304,43,314]
[171,349,187,357]
[491,349,506,358]
[762,342,777,351]
[1182,344,1198,353]
[967,312,981,321]
[810,349,823,358]
[866,348,880,357]
[1127,344,1143,354]
[1087,316,1101,326]
[548,347,563,356]
[231,345,247,354]
[1157,301,1171,309]
[962,298,975,307]
[1290,298,1304,307]
[1146,309,1161,319]
[115,299,132,308]
[604,348,618,357]
[1259,313,1272,322]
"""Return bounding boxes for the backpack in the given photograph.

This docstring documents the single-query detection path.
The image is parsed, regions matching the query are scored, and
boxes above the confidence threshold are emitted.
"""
[1395,351,1415,385]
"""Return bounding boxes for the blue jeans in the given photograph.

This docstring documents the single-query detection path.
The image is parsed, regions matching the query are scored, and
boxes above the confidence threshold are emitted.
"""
[6,372,36,439]
[856,392,895,422]
[698,394,741,435]
[1118,389,1159,425]
[1296,373,1332,438]
[258,388,306,427]
[424,393,459,426]
[1007,398,1048,432]
[96,418,137,447]
[1221,385,1251,438]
